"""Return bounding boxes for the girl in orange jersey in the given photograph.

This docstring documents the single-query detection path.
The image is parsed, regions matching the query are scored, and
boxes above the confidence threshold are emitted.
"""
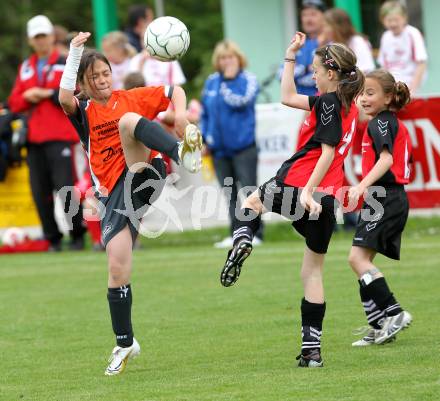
[59,32,202,376]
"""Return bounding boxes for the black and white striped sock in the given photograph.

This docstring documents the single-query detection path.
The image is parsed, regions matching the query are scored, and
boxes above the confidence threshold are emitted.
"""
[301,325,322,353]
[359,281,384,329]
[300,298,326,355]
[232,208,261,246]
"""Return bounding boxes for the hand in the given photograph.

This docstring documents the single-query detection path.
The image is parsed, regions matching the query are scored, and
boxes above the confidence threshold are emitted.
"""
[71,31,91,48]
[23,87,53,103]
[300,187,322,217]
[348,185,365,204]
[174,114,189,139]
[285,31,306,58]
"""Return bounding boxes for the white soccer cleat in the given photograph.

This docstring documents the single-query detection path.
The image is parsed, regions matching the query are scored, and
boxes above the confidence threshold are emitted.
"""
[178,124,203,173]
[105,337,141,376]
[375,311,412,345]
[351,326,393,346]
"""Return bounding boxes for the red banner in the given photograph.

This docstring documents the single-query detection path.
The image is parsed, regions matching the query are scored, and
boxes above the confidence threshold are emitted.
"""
[344,97,440,209]
[398,97,440,208]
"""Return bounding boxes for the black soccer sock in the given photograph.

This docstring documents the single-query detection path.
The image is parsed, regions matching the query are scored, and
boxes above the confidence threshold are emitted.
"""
[364,277,403,317]
[358,280,384,329]
[301,298,326,355]
[134,117,180,163]
[232,208,261,246]
[107,285,134,347]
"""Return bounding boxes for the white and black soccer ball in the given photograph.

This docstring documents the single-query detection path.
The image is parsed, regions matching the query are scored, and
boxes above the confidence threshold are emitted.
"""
[144,16,190,61]
[1,227,26,247]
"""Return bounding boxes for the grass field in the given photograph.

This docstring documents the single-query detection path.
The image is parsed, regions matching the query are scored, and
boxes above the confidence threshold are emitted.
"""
[1,218,439,401]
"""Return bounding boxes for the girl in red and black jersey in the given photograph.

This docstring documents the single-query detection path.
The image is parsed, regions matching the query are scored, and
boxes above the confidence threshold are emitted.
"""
[348,69,413,346]
[220,32,365,367]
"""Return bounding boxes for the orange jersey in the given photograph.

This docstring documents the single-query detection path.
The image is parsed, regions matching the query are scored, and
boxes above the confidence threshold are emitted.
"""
[68,86,171,193]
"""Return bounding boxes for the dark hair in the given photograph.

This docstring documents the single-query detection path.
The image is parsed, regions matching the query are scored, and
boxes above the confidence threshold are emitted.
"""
[324,8,356,45]
[77,50,112,99]
[366,69,411,111]
[302,0,327,13]
[315,43,365,113]
[127,5,150,28]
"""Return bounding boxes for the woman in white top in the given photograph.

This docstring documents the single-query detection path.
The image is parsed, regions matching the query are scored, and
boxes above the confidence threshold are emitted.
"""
[378,0,427,94]
[323,8,375,73]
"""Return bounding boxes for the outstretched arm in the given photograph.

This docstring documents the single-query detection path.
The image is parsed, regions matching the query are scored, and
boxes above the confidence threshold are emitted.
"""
[281,31,311,111]
[59,32,91,115]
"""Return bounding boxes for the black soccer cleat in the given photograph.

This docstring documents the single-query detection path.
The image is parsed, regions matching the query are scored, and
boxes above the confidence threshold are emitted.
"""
[296,349,324,368]
[220,239,253,287]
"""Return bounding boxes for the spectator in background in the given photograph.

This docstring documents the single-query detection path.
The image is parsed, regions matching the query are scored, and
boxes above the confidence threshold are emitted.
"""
[123,71,146,90]
[8,15,85,251]
[125,4,154,52]
[54,25,69,57]
[101,31,137,90]
[378,0,427,94]
[323,8,375,73]
[201,40,263,248]
[279,0,326,95]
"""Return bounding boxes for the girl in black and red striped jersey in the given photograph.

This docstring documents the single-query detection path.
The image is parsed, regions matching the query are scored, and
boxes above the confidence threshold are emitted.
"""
[348,69,413,347]
[220,32,365,367]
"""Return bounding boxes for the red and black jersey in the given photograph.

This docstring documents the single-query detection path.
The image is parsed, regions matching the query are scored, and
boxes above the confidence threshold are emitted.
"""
[362,110,412,185]
[276,92,358,197]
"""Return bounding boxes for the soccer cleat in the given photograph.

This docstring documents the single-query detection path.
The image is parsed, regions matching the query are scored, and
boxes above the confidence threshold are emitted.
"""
[105,337,141,376]
[296,349,323,368]
[351,325,396,346]
[178,124,203,173]
[220,239,253,287]
[375,310,412,345]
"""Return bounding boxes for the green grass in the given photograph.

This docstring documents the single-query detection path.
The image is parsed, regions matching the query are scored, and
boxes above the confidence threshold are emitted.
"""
[1,218,440,401]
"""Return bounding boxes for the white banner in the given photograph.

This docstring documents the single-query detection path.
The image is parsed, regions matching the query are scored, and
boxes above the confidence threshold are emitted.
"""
[255,103,306,184]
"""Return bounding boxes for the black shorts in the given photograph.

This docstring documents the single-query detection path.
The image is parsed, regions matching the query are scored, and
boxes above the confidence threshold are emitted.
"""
[258,177,337,254]
[352,185,409,260]
[99,157,167,248]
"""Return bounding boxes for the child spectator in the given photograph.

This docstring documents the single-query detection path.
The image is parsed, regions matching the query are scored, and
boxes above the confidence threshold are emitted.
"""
[378,0,428,94]
[101,31,137,90]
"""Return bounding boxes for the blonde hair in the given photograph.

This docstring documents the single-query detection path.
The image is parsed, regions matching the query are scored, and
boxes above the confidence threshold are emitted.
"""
[101,31,137,58]
[379,1,407,21]
[211,40,247,72]
[315,43,365,113]
[366,69,410,112]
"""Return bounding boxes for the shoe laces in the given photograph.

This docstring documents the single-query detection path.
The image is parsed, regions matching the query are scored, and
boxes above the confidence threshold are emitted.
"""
[352,325,374,336]
[108,346,123,363]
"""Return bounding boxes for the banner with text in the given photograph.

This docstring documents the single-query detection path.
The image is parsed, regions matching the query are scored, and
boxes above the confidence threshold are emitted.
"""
[256,98,440,209]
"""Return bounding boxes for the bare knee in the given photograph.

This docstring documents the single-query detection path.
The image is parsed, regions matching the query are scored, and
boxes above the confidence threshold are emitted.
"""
[118,112,142,137]
[301,264,323,282]
[242,191,263,214]
[107,255,129,285]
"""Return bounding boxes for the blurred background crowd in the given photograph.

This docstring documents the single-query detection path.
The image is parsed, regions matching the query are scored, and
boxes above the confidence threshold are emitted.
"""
[0,0,437,253]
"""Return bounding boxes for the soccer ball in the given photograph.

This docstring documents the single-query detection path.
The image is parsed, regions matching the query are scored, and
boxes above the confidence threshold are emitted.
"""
[1,227,26,247]
[144,16,190,61]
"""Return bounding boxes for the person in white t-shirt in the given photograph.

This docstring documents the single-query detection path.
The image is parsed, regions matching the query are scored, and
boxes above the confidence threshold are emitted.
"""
[378,0,427,94]
[323,8,375,73]
[101,31,137,90]
[129,51,186,86]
